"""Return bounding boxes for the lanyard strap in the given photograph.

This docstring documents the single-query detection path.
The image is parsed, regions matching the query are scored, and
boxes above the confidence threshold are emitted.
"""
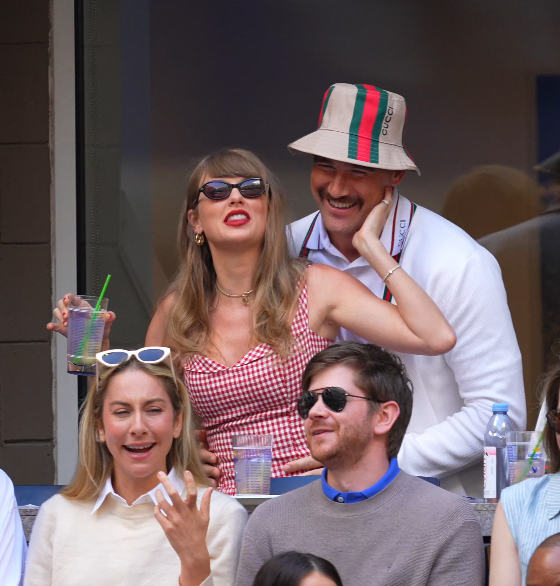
[383,202,417,302]
[297,199,417,304]
[298,212,321,259]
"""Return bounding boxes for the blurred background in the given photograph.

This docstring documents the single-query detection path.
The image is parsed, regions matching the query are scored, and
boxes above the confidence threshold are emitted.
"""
[0,0,559,483]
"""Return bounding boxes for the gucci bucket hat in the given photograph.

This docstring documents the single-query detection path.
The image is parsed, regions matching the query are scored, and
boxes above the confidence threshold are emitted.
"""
[289,83,420,175]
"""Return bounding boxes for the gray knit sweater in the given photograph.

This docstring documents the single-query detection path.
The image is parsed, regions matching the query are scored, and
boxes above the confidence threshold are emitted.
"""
[234,471,484,586]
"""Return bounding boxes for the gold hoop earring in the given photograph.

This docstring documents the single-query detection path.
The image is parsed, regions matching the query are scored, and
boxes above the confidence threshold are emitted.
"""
[194,232,205,246]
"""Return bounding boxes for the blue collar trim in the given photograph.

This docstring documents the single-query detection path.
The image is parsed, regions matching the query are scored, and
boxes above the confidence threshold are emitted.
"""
[321,458,400,504]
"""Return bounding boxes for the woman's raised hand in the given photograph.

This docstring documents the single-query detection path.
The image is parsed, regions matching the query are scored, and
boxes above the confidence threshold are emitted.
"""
[46,293,116,351]
[352,185,393,255]
[154,470,212,586]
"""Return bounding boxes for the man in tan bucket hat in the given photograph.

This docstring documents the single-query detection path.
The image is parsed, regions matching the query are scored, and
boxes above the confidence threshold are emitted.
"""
[285,83,526,497]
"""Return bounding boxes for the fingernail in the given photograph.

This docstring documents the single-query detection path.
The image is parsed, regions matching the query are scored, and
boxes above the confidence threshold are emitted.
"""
[64,297,67,301]
[63,321,67,326]
[63,312,66,317]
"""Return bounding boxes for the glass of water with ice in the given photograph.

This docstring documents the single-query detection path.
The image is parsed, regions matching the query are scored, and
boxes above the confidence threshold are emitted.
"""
[506,431,546,485]
[233,434,273,495]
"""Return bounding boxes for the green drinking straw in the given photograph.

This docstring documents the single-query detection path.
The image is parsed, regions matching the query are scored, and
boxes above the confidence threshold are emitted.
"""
[73,274,112,366]
[514,428,546,484]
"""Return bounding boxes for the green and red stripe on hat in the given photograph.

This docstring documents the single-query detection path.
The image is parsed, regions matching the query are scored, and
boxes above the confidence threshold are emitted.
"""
[289,83,420,175]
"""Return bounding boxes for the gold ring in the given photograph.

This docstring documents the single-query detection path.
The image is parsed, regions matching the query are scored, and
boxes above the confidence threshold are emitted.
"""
[381,199,390,205]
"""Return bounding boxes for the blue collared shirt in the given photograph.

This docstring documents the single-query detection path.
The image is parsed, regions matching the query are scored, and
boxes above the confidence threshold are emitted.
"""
[321,458,401,503]
[501,472,560,585]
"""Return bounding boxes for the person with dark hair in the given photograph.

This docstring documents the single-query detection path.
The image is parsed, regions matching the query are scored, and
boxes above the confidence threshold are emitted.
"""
[490,363,560,586]
[235,342,485,586]
[252,552,343,586]
[527,533,560,586]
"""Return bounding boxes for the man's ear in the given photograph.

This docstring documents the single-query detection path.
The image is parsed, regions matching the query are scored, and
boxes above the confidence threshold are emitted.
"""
[372,401,400,437]
[390,170,405,187]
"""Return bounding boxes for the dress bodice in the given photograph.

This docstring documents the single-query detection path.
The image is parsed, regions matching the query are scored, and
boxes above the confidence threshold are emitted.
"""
[184,285,332,494]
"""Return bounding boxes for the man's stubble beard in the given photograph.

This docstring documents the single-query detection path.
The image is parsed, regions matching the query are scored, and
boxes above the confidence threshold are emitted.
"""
[308,419,373,470]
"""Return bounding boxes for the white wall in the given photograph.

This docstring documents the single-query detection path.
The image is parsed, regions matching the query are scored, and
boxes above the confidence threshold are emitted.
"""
[52,0,78,484]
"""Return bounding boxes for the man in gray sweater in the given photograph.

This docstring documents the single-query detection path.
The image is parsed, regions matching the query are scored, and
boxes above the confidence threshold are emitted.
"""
[234,342,485,586]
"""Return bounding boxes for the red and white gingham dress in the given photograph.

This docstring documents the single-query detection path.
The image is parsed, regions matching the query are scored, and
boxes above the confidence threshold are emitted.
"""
[183,286,332,495]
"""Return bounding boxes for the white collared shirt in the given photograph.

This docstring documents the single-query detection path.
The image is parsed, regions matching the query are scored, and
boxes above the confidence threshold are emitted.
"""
[91,468,185,515]
[0,469,27,586]
[289,197,525,497]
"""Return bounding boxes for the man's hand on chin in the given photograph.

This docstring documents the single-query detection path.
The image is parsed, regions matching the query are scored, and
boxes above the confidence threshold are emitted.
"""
[283,456,324,476]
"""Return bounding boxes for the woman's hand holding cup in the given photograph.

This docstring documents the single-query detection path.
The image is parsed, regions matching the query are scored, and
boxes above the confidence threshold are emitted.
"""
[154,470,212,586]
[46,293,116,352]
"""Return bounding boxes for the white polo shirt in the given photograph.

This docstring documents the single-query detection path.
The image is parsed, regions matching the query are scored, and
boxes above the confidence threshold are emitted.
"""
[289,195,526,497]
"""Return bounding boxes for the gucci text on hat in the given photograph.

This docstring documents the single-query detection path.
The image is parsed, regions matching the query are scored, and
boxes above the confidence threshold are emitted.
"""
[289,83,420,175]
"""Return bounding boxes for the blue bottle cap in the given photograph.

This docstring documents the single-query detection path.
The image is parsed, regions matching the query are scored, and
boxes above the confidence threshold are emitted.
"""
[492,403,509,412]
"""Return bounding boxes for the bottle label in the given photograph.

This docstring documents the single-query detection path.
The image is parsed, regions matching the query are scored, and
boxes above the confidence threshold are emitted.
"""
[484,446,497,499]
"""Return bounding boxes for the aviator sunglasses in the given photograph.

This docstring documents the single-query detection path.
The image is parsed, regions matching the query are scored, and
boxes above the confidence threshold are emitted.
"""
[197,178,267,202]
[297,386,382,420]
[547,410,560,434]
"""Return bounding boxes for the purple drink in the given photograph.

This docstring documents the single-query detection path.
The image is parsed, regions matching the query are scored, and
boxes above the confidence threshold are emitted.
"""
[67,296,108,375]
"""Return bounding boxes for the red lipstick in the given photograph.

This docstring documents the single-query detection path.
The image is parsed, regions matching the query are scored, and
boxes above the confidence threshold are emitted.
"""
[224,209,251,226]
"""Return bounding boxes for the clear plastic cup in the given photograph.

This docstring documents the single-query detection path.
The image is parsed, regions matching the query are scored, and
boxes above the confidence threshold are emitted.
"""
[67,296,108,375]
[506,431,545,485]
[233,435,273,495]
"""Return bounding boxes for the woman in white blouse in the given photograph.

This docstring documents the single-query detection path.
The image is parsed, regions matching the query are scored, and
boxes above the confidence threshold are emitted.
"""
[24,348,247,586]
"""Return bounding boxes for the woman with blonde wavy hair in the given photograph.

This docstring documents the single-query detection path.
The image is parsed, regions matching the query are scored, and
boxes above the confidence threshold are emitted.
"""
[24,350,247,586]
[48,148,456,495]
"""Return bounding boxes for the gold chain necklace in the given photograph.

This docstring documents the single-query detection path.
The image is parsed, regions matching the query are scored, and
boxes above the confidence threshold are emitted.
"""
[216,282,254,305]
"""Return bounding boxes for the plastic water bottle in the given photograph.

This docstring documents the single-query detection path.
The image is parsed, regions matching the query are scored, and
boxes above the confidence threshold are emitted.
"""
[484,403,515,503]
